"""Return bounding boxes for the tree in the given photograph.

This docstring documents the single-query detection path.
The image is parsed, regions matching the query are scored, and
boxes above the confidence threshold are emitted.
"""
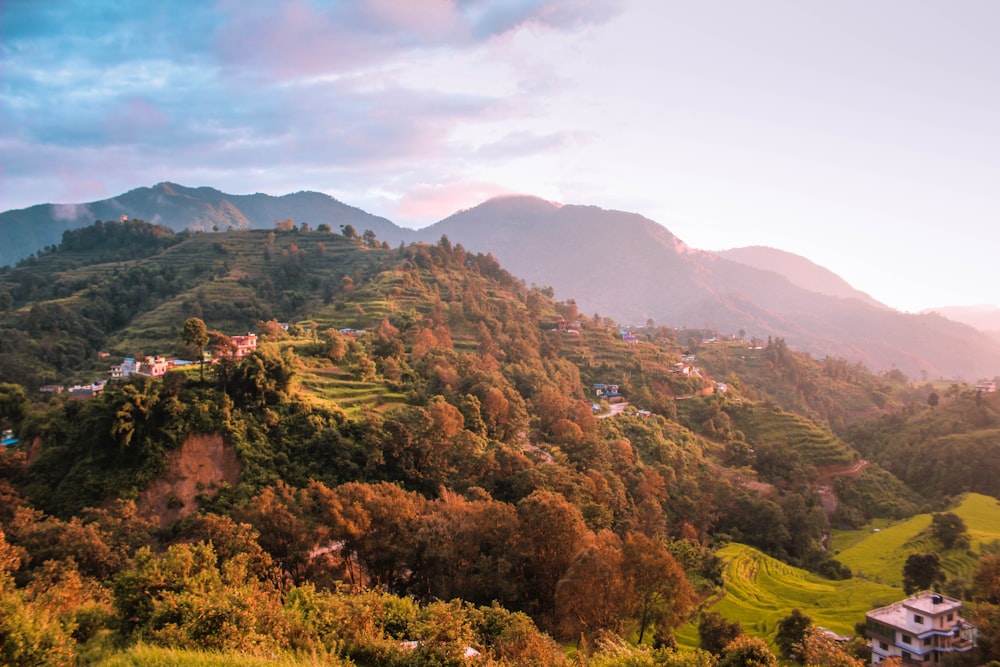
[555,530,626,643]
[930,512,969,550]
[699,611,744,655]
[621,532,696,644]
[928,392,940,409]
[799,626,866,667]
[515,490,590,622]
[975,553,1000,604]
[0,383,29,433]
[182,317,210,381]
[340,224,358,239]
[774,608,812,662]
[719,635,778,667]
[903,552,944,595]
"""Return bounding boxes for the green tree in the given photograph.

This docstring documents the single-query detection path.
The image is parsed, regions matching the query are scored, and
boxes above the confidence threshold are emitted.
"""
[903,552,945,595]
[774,608,812,662]
[340,224,358,239]
[0,383,29,433]
[930,512,969,550]
[699,611,744,655]
[182,317,210,381]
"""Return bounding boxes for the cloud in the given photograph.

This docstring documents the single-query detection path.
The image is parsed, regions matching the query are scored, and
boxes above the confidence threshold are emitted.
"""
[395,180,512,223]
[52,203,92,220]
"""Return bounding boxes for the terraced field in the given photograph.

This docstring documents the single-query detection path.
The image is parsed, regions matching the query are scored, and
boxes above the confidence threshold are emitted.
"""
[729,403,856,467]
[297,365,407,413]
[834,493,1000,586]
[675,543,900,648]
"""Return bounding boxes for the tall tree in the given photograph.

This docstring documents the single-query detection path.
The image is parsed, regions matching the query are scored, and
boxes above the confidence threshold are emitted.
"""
[903,552,945,594]
[182,317,210,381]
[622,532,696,644]
[554,530,626,643]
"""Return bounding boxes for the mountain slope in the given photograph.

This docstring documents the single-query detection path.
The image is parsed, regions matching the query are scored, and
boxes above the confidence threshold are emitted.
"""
[417,196,1000,380]
[0,182,416,267]
[718,245,886,309]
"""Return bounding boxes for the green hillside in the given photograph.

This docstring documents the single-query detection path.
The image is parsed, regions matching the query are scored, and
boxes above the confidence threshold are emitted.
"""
[846,390,1000,500]
[675,542,900,648]
[3,219,1000,665]
[834,493,1000,586]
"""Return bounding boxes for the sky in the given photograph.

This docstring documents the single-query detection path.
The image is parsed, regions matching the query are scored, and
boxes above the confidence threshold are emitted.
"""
[1,0,997,313]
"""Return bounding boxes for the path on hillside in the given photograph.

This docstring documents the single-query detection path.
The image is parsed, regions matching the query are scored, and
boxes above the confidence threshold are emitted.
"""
[595,402,629,419]
[815,459,870,515]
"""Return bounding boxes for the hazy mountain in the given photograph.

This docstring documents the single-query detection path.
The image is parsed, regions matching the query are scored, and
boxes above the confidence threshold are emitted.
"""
[924,305,1000,333]
[417,196,1000,380]
[5,186,1000,379]
[718,246,887,309]
[0,182,416,267]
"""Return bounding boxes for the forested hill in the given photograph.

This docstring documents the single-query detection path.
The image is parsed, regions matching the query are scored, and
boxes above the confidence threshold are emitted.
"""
[0,181,417,269]
[1,219,998,664]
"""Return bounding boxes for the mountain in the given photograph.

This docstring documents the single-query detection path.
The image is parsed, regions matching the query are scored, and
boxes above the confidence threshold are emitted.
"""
[5,186,1000,379]
[417,196,1000,380]
[0,182,416,267]
[924,305,1000,334]
[717,246,886,309]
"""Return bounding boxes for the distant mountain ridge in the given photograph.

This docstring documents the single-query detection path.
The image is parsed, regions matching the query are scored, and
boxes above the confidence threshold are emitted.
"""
[717,246,887,310]
[4,185,999,379]
[0,182,416,268]
[415,196,1000,380]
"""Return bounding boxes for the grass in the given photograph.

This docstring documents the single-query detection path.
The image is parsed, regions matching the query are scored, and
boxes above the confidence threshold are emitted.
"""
[729,403,856,467]
[675,542,901,650]
[94,644,345,667]
[834,493,1000,586]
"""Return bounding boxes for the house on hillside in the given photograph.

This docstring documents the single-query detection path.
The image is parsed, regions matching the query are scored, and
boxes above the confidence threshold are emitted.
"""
[109,357,138,379]
[866,592,976,665]
[68,381,106,399]
[134,356,169,378]
[231,333,258,358]
[976,380,996,393]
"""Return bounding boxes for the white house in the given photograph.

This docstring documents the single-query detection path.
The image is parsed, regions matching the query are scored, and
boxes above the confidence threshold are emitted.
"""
[109,357,138,379]
[866,592,976,665]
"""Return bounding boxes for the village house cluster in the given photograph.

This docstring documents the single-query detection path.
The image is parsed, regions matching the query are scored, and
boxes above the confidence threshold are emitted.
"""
[107,333,260,383]
[34,332,260,400]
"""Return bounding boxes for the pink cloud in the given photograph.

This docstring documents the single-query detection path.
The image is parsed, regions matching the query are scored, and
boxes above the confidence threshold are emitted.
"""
[396,180,512,223]
[361,0,464,39]
[55,167,107,205]
[105,97,170,143]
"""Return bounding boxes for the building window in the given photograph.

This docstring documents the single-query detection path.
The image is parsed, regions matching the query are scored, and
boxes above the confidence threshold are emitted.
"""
[903,635,912,645]
[903,651,912,661]
[880,642,889,650]
[924,637,932,646]
[947,613,954,622]
[914,614,924,624]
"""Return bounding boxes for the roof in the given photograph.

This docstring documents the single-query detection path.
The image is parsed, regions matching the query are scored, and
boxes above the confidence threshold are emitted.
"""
[868,592,963,626]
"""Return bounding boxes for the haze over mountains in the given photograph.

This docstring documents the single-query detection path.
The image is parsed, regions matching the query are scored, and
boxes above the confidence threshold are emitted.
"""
[3,183,999,380]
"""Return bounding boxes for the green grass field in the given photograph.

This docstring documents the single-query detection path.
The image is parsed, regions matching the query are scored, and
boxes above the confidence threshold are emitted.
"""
[675,543,900,649]
[834,493,1000,586]
[678,494,1000,650]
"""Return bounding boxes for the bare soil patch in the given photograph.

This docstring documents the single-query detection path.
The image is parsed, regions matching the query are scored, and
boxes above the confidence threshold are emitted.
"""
[137,432,241,527]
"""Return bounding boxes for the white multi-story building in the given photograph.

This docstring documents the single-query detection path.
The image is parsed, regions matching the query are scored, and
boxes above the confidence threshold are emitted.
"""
[866,592,976,665]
